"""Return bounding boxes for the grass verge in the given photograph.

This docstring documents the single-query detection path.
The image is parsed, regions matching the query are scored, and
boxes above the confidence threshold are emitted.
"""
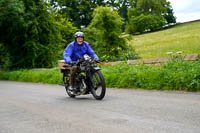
[0,68,63,84]
[0,60,199,92]
[101,60,200,91]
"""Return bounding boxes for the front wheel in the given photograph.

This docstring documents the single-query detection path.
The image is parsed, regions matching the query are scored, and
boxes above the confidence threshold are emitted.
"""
[90,71,106,100]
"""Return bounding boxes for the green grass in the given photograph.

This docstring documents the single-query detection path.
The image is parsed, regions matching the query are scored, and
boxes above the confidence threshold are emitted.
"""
[0,68,63,84]
[1,60,200,91]
[128,21,200,59]
[101,60,200,92]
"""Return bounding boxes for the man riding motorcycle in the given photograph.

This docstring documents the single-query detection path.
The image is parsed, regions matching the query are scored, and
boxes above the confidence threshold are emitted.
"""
[63,31,99,91]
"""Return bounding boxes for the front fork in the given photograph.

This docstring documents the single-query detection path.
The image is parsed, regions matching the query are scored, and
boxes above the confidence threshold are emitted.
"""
[87,70,99,91]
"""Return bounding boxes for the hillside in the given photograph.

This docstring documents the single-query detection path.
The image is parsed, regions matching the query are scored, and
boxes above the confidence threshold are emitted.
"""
[128,20,200,59]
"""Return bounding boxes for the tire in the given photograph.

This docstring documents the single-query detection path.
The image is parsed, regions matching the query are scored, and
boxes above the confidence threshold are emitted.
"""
[65,85,76,98]
[91,71,106,100]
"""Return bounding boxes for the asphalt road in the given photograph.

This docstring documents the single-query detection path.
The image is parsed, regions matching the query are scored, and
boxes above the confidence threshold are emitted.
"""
[0,81,200,133]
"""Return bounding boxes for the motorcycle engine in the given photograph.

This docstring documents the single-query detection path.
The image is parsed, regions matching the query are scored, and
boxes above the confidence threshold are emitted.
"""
[74,73,87,94]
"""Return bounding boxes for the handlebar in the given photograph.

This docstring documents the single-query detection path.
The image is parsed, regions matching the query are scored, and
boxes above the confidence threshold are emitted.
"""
[67,55,103,67]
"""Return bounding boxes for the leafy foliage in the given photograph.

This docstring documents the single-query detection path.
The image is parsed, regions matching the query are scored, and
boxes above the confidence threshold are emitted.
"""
[126,0,176,33]
[0,43,8,69]
[54,14,78,59]
[105,0,129,31]
[126,14,165,33]
[50,0,106,28]
[163,4,176,24]
[0,0,77,69]
[50,0,131,30]
[0,0,26,69]
[84,6,139,61]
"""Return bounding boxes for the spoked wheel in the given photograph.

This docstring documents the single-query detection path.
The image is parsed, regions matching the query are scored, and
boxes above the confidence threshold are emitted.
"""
[91,71,106,100]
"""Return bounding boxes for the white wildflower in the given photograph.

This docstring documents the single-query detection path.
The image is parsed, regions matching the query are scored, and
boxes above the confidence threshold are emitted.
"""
[166,52,173,55]
[176,51,182,54]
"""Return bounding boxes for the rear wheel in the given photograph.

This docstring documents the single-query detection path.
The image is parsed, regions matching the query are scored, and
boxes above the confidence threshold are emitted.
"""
[91,71,106,100]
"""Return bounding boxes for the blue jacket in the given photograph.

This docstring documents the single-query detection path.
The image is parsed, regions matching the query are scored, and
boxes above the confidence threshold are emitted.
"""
[63,41,99,64]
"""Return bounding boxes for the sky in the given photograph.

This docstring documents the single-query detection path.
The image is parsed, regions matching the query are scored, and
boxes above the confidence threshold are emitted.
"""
[168,0,200,22]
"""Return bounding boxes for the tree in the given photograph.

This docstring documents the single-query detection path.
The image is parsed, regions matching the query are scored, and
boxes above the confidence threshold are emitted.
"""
[0,0,77,69]
[50,0,131,30]
[22,0,63,68]
[0,0,26,68]
[127,14,165,33]
[126,0,176,33]
[163,3,176,24]
[105,0,129,31]
[50,0,106,28]
[0,43,8,69]
[84,6,139,61]
[54,14,78,59]
[136,0,166,14]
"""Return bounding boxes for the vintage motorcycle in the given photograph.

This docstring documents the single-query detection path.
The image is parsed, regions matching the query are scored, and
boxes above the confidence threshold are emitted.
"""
[61,55,106,100]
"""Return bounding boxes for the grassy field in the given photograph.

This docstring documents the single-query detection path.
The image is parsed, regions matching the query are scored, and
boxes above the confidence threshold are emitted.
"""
[128,21,200,59]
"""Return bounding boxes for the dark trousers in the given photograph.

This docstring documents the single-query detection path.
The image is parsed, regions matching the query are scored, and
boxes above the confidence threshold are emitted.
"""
[70,66,79,88]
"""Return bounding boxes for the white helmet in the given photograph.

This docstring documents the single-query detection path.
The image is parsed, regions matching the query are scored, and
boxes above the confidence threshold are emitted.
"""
[74,31,84,39]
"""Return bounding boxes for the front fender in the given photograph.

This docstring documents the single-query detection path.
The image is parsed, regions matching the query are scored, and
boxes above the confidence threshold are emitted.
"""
[93,66,100,71]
